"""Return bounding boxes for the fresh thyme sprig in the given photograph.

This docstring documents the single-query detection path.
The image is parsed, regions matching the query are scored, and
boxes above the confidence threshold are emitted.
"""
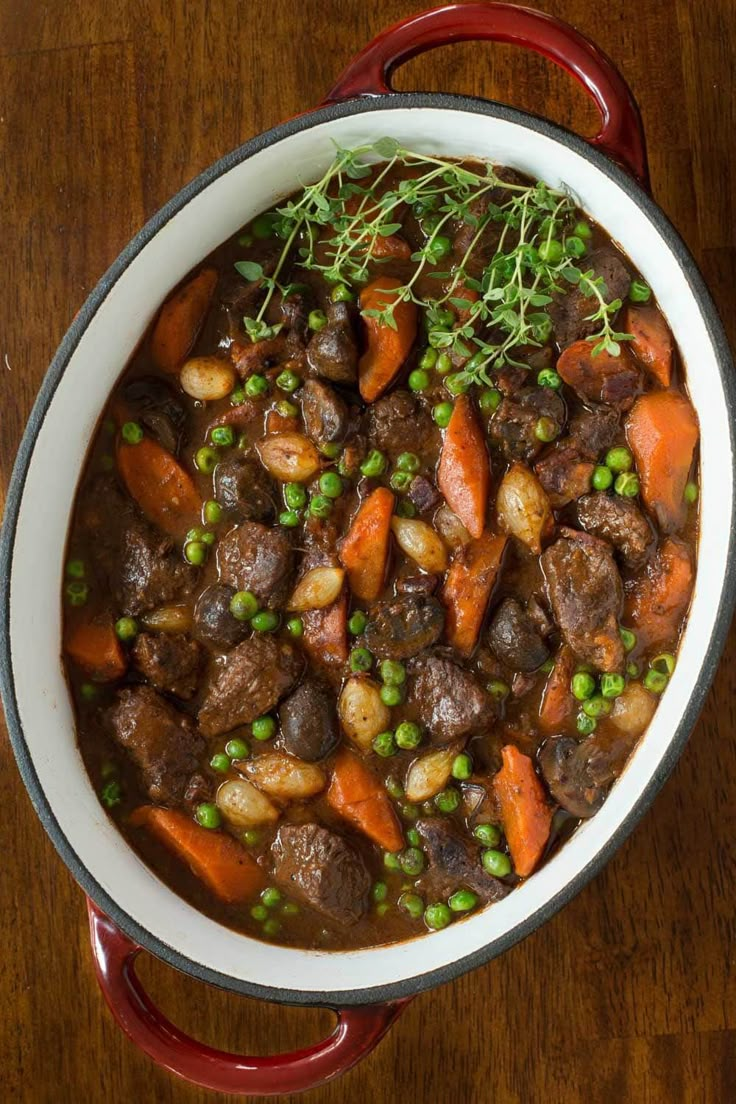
[234,139,632,380]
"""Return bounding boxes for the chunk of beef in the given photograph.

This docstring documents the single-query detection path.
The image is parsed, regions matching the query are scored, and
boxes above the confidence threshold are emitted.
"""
[487,598,550,672]
[535,444,594,508]
[131,632,202,699]
[279,291,310,347]
[78,475,133,584]
[116,521,196,616]
[183,772,212,811]
[407,653,494,744]
[108,686,203,803]
[306,302,358,384]
[279,678,341,762]
[300,379,349,448]
[396,573,440,597]
[577,493,653,571]
[363,390,436,461]
[568,407,620,460]
[192,584,249,651]
[364,595,445,660]
[408,475,441,514]
[490,387,566,462]
[231,335,297,377]
[214,457,276,522]
[557,342,642,411]
[549,247,630,348]
[539,730,636,818]
[217,521,294,607]
[416,819,510,903]
[198,636,304,737]
[271,823,370,924]
[122,376,187,455]
[541,530,624,671]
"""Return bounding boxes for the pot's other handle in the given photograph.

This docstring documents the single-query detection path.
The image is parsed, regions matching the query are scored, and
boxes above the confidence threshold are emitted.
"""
[323,2,649,187]
[87,901,409,1096]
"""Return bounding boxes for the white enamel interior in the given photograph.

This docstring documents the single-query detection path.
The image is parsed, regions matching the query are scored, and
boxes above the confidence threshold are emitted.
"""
[8,106,732,997]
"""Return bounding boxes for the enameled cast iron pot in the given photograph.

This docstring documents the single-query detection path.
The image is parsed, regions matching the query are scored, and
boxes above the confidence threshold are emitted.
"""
[2,4,735,1095]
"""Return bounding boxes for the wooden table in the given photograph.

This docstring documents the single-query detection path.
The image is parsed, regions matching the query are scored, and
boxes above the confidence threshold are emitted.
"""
[1,2,734,1100]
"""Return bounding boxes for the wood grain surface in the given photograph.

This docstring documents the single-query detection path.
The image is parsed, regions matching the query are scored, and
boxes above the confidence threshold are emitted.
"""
[1,2,735,1101]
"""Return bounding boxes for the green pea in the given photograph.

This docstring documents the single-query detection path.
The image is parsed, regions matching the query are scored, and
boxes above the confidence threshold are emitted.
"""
[433,402,453,428]
[389,470,413,492]
[395,721,422,750]
[286,616,303,637]
[451,753,473,781]
[319,442,341,459]
[211,425,235,447]
[605,446,633,473]
[384,852,402,872]
[615,472,640,497]
[230,591,258,620]
[449,889,478,912]
[396,452,420,473]
[114,616,138,642]
[582,694,612,719]
[431,307,454,328]
[359,449,387,478]
[408,369,430,392]
[385,776,404,800]
[330,283,354,303]
[308,309,327,332]
[348,610,367,635]
[424,903,452,930]
[487,679,510,700]
[399,892,425,919]
[252,213,276,239]
[400,847,425,876]
[245,374,268,398]
[319,471,343,499]
[195,803,221,829]
[539,658,554,674]
[80,682,98,702]
[399,802,419,820]
[600,673,625,699]
[263,918,281,937]
[309,494,333,519]
[535,416,559,443]
[372,881,388,903]
[275,399,298,418]
[419,348,438,370]
[478,388,502,415]
[225,738,249,759]
[651,653,676,676]
[372,731,397,757]
[577,711,597,735]
[684,481,699,504]
[195,446,218,474]
[243,829,260,846]
[121,421,143,445]
[473,823,501,847]
[283,482,306,510]
[565,235,587,257]
[620,626,637,653]
[261,886,282,908]
[573,220,592,239]
[184,541,208,566]
[539,239,563,264]
[186,526,206,543]
[482,850,511,877]
[643,668,668,694]
[629,279,652,302]
[281,901,300,916]
[428,235,451,260]
[251,610,279,633]
[537,368,562,390]
[571,671,596,701]
[100,780,122,808]
[203,499,223,525]
[276,369,301,393]
[434,788,460,814]
[445,372,470,396]
[66,558,85,579]
[380,684,404,707]
[210,752,231,773]
[380,659,406,687]
[375,901,391,917]
[230,384,246,406]
[252,716,276,743]
[250,904,268,921]
[279,509,301,528]
[406,827,420,847]
[626,661,640,678]
[350,647,373,673]
[436,352,452,375]
[396,499,417,518]
[592,465,613,491]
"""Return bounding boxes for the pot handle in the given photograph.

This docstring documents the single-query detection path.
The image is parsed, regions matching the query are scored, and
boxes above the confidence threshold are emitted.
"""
[323,2,649,187]
[87,900,409,1096]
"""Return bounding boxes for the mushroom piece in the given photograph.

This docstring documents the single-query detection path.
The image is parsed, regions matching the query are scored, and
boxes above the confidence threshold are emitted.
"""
[539,730,636,818]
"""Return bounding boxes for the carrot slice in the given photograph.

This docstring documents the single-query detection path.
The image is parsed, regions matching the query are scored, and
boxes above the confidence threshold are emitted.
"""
[627,537,694,648]
[358,278,418,402]
[437,394,490,539]
[302,590,349,667]
[130,806,265,904]
[327,751,404,852]
[557,339,641,409]
[117,436,201,538]
[441,532,506,656]
[626,390,699,533]
[493,745,552,878]
[339,487,395,601]
[150,268,218,374]
[539,646,575,731]
[624,303,673,387]
[64,613,127,681]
